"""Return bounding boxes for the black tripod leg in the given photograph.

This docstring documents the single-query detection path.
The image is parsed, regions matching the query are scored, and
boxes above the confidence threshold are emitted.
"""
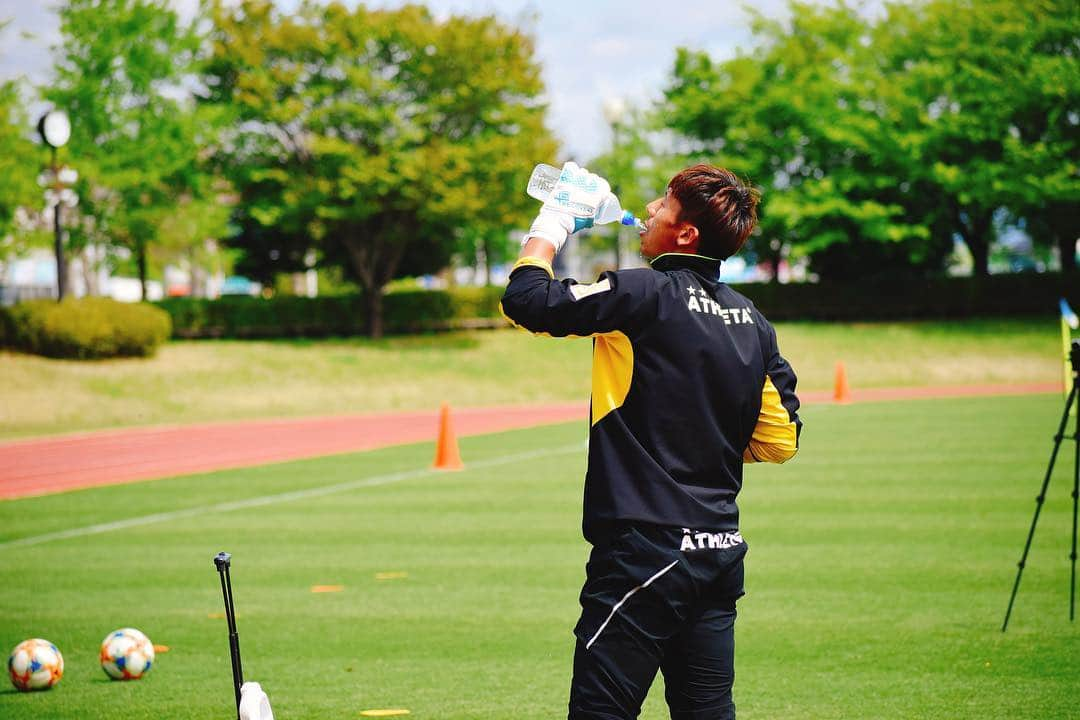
[1003,384,1078,632]
[1070,391,1079,622]
[224,566,244,715]
[215,552,243,720]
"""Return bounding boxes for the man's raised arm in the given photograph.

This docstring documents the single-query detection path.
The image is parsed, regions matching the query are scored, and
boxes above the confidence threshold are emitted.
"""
[500,163,654,338]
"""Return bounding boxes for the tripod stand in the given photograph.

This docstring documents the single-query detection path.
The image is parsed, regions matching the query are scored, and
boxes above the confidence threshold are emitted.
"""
[1002,340,1080,631]
[215,552,244,719]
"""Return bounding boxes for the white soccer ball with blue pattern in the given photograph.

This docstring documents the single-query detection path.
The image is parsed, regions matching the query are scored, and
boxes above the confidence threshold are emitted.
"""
[8,638,64,691]
[100,628,155,680]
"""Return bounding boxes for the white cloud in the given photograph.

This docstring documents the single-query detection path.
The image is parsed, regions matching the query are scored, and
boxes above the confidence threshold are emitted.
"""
[589,36,632,60]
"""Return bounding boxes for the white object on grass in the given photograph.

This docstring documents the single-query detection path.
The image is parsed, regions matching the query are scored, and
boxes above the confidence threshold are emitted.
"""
[240,681,275,720]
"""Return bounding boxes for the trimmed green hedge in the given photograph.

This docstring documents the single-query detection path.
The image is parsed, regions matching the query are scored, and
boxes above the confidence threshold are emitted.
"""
[153,273,1076,340]
[158,294,364,338]
[156,286,506,339]
[1,298,172,359]
[733,272,1078,321]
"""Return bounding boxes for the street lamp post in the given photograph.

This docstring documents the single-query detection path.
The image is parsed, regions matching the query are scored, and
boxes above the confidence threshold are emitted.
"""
[37,110,72,300]
[602,98,628,270]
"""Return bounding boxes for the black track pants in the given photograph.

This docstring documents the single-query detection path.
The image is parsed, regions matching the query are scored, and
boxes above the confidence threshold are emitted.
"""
[568,525,747,720]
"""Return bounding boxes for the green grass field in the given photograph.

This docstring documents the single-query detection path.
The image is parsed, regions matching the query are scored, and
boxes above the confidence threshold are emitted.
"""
[0,318,1062,440]
[2,393,1078,719]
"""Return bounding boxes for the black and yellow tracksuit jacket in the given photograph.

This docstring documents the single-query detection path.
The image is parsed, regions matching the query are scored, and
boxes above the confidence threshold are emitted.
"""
[501,252,801,544]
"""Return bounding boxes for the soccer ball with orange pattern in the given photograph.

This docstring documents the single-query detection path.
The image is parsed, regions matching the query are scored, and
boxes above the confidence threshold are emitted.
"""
[100,627,155,680]
[8,638,64,691]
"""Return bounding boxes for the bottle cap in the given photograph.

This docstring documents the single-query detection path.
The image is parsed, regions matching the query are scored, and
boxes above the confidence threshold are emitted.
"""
[620,211,636,226]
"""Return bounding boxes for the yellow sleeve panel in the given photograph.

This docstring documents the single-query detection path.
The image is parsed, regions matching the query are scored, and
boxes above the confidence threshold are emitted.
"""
[591,331,634,426]
[510,257,555,278]
[743,375,798,463]
[499,257,557,332]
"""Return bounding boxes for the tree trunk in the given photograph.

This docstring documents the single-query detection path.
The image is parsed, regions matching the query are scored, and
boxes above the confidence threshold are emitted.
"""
[81,246,96,297]
[136,238,148,301]
[968,237,989,277]
[956,209,992,277]
[342,222,407,339]
[189,249,205,298]
[482,235,492,287]
[1059,233,1077,275]
[366,288,384,339]
[768,251,782,283]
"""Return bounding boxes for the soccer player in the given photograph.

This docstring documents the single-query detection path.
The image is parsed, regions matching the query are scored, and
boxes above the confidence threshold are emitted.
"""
[501,162,802,720]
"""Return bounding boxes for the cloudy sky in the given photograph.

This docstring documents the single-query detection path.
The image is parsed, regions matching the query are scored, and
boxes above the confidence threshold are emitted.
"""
[0,0,873,159]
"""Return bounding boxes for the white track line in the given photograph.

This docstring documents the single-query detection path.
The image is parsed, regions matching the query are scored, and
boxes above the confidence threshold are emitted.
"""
[0,443,584,550]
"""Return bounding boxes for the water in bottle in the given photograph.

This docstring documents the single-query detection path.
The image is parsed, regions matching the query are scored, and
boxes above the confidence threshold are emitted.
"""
[527,163,647,234]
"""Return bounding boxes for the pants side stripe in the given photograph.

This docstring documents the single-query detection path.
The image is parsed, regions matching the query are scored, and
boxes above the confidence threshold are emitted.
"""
[585,558,680,650]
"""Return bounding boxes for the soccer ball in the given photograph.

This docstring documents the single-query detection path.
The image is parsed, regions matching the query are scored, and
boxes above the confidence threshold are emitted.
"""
[8,638,64,692]
[100,628,155,680]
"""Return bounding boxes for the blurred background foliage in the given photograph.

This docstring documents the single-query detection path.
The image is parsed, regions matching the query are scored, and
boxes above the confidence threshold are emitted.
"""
[202,0,556,336]
[0,0,1076,336]
[610,0,1078,283]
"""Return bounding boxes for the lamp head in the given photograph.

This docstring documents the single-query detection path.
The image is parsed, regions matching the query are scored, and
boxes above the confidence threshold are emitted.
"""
[38,111,71,149]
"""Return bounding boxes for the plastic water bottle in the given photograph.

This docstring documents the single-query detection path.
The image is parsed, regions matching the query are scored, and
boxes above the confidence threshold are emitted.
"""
[527,163,647,233]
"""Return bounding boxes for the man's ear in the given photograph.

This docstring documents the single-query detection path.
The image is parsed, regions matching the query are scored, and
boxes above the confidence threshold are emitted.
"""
[675,223,699,251]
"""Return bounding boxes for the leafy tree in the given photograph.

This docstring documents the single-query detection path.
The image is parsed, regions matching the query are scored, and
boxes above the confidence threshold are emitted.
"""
[993,0,1078,274]
[883,0,1079,276]
[662,4,936,282]
[657,0,1078,279]
[203,1,555,336]
[45,0,220,299]
[151,193,234,295]
[0,23,43,257]
[0,82,40,245]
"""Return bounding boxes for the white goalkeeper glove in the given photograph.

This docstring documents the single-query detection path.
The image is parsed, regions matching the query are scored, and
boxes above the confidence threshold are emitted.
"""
[525,161,613,253]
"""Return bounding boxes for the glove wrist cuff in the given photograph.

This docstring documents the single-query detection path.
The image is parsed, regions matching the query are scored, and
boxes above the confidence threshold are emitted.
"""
[524,214,569,253]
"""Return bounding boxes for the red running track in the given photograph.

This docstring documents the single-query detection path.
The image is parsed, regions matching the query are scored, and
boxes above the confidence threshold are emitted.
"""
[0,382,1060,500]
[0,403,586,500]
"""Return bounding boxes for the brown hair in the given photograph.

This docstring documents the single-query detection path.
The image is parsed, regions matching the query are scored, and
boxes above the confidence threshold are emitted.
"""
[668,165,760,259]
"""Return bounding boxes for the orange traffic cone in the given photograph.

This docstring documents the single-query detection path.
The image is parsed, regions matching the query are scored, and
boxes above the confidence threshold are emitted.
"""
[432,403,464,470]
[833,361,852,404]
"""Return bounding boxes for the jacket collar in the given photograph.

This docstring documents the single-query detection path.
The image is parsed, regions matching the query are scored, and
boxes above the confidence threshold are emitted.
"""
[647,252,724,276]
